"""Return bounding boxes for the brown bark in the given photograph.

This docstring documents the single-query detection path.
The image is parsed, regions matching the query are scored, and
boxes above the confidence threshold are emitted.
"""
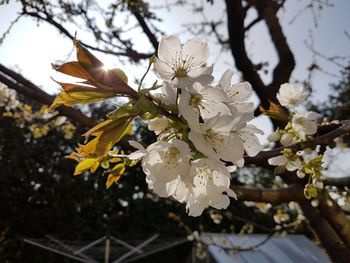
[255,0,295,93]
[232,185,304,204]
[225,0,271,109]
[299,200,350,263]
[318,193,350,248]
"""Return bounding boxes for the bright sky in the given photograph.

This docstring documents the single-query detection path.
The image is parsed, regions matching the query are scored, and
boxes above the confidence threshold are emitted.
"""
[0,0,350,175]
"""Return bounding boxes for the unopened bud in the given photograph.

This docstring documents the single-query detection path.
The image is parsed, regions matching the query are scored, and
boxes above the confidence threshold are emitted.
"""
[280,133,294,146]
[303,148,313,154]
[267,131,281,142]
[311,199,319,207]
[297,169,305,178]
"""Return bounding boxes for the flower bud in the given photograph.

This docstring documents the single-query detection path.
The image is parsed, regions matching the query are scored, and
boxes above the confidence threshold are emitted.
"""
[312,179,324,189]
[296,169,305,178]
[311,199,319,207]
[280,133,294,146]
[267,131,281,142]
[303,148,314,155]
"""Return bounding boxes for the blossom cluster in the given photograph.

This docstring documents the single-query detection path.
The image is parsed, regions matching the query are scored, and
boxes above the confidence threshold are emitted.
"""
[128,36,263,216]
[0,83,20,111]
[267,83,324,198]
[0,83,75,139]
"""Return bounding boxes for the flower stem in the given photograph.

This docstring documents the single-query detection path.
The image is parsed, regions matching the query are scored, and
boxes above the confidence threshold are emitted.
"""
[138,56,154,92]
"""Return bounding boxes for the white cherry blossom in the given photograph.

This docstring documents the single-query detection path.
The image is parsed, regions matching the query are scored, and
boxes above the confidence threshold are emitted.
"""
[178,82,230,124]
[154,35,212,87]
[292,111,319,139]
[0,84,20,111]
[268,155,301,172]
[186,158,237,216]
[142,139,191,197]
[276,83,308,109]
[189,115,246,166]
[217,69,254,113]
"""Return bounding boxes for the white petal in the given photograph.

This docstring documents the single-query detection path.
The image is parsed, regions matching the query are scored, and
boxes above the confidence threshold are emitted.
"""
[227,82,253,103]
[210,194,230,210]
[160,83,177,105]
[218,69,234,90]
[158,35,181,63]
[154,58,174,81]
[174,180,190,203]
[239,130,263,157]
[148,118,169,134]
[226,188,238,199]
[178,88,200,125]
[187,202,206,217]
[129,140,146,151]
[235,158,245,167]
[172,138,191,159]
[227,165,237,173]
[182,38,209,66]
[285,161,300,171]
[268,155,288,166]
[187,66,212,78]
[216,133,245,163]
[189,130,219,161]
[128,150,145,160]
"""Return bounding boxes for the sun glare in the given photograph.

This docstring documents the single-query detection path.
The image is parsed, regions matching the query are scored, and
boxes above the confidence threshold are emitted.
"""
[102,64,112,71]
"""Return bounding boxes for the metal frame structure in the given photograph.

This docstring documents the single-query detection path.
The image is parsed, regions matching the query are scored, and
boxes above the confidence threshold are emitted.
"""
[23,234,158,263]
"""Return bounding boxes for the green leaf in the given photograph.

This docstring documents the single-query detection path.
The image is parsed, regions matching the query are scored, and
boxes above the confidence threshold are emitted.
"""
[50,88,117,109]
[106,163,126,189]
[107,102,137,120]
[74,158,99,175]
[134,95,157,114]
[95,117,134,157]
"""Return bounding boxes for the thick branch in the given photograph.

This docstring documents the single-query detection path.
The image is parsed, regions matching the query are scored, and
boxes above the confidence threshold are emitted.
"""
[131,11,158,51]
[324,176,350,187]
[299,200,350,263]
[255,0,295,92]
[318,193,350,248]
[224,0,271,109]
[232,185,304,204]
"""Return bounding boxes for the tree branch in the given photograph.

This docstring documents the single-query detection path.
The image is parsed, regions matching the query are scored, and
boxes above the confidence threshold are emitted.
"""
[299,200,350,262]
[324,176,350,187]
[131,10,158,51]
[255,0,295,93]
[0,63,97,127]
[20,2,152,62]
[224,0,272,109]
[318,193,350,248]
[232,184,304,204]
[245,121,350,166]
